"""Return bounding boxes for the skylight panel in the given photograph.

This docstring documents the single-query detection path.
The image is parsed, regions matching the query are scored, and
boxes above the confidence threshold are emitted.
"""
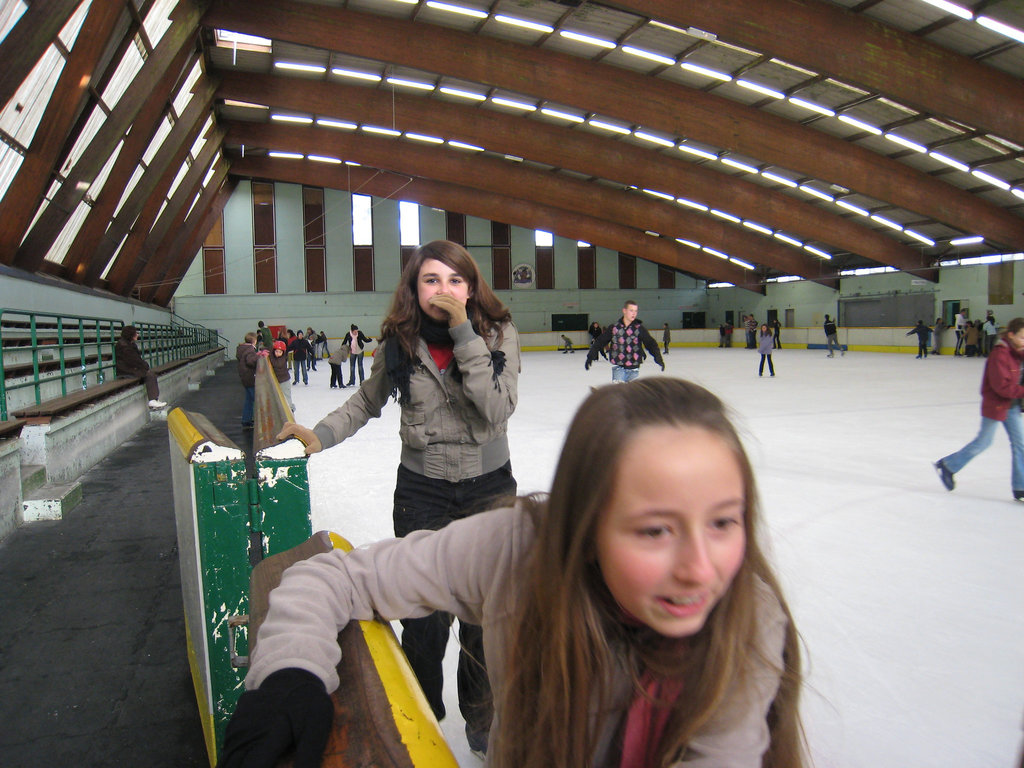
[166,158,190,199]
[215,30,272,49]
[114,164,145,217]
[0,45,63,149]
[172,61,204,117]
[57,0,90,48]
[143,0,177,47]
[0,2,28,44]
[0,145,25,204]
[62,103,106,173]
[494,15,554,34]
[45,199,91,265]
[102,41,146,109]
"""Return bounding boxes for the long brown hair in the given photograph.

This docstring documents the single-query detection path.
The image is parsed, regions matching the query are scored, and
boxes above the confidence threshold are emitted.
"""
[491,378,805,768]
[379,240,511,358]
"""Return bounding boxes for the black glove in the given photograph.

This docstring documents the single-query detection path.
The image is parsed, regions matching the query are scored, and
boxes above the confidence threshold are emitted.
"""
[218,668,333,768]
[585,359,592,370]
[659,362,665,371]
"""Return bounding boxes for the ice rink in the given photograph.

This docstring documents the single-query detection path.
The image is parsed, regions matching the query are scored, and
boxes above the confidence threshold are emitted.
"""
[291,344,1023,768]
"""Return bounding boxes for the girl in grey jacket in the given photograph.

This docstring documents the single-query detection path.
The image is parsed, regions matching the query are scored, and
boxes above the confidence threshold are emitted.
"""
[235,379,805,768]
[277,240,519,754]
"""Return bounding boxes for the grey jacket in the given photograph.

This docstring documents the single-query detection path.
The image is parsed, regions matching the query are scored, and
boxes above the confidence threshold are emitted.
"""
[312,320,520,482]
[248,505,787,767]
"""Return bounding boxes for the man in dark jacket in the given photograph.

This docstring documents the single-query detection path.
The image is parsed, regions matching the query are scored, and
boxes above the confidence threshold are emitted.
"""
[906,320,931,359]
[236,332,261,428]
[584,300,664,383]
[936,317,1024,501]
[288,330,313,385]
[115,325,165,408]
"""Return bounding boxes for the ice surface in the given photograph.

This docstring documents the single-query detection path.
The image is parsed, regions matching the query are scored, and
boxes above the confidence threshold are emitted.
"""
[291,346,1023,768]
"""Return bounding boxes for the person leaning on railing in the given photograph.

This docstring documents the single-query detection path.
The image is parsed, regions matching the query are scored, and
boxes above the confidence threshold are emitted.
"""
[115,325,165,409]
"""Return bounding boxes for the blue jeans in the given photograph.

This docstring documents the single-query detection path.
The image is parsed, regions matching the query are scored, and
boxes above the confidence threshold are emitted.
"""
[941,406,1024,490]
[292,357,307,384]
[612,365,639,383]
[241,386,255,424]
[348,352,365,386]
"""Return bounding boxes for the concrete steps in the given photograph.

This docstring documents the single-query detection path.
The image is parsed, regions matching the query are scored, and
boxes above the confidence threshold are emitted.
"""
[20,464,46,494]
[22,481,83,522]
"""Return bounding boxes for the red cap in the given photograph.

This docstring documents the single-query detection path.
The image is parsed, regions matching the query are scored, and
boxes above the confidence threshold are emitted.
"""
[273,340,287,351]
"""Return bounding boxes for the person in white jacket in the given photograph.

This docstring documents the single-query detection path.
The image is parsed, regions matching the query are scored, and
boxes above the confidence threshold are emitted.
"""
[229,378,806,768]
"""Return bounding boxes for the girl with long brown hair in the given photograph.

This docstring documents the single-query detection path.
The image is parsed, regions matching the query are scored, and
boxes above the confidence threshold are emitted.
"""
[242,378,804,768]
[276,239,520,756]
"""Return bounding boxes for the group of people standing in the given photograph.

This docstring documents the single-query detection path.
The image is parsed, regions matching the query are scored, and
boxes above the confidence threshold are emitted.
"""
[218,240,806,768]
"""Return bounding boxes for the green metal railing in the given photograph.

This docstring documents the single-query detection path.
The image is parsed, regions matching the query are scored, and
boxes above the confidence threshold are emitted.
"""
[1,309,221,420]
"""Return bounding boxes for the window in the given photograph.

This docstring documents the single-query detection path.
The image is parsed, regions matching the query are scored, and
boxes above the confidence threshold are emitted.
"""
[352,193,372,245]
[446,211,465,245]
[618,252,636,290]
[252,181,277,293]
[577,242,595,289]
[658,265,675,290]
[491,221,510,290]
[303,186,325,292]
[203,214,225,294]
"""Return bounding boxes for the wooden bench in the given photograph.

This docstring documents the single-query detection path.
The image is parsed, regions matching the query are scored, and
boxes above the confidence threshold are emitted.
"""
[11,378,139,423]
[0,419,26,439]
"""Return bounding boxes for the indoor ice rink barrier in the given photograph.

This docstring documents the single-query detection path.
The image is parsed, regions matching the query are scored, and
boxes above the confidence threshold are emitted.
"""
[169,359,455,766]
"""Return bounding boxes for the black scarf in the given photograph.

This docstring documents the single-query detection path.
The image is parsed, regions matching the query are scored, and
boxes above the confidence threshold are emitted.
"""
[384,313,507,403]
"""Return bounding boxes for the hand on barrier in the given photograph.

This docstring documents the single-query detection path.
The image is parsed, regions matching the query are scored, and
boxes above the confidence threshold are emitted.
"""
[217,668,333,768]
[428,294,468,327]
[584,358,592,370]
[276,422,322,455]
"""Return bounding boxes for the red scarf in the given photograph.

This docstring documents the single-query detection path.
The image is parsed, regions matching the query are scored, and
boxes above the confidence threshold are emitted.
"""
[427,341,454,373]
[619,671,685,768]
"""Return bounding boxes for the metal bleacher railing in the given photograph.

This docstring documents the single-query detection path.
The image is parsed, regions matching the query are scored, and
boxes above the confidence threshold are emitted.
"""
[0,308,222,421]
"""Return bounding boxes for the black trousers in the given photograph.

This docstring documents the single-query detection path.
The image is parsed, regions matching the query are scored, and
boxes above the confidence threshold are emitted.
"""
[329,363,344,387]
[392,460,516,736]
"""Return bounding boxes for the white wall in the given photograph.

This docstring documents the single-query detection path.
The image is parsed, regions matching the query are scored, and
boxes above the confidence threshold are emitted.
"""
[171,181,1024,345]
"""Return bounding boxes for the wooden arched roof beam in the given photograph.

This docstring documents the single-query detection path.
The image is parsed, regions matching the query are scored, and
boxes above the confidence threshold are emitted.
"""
[10,1,204,272]
[604,0,1024,150]
[225,154,758,292]
[223,119,829,287]
[215,71,930,280]
[201,0,1024,252]
[150,169,235,306]
[128,137,225,298]
[63,45,200,283]
[99,78,217,293]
